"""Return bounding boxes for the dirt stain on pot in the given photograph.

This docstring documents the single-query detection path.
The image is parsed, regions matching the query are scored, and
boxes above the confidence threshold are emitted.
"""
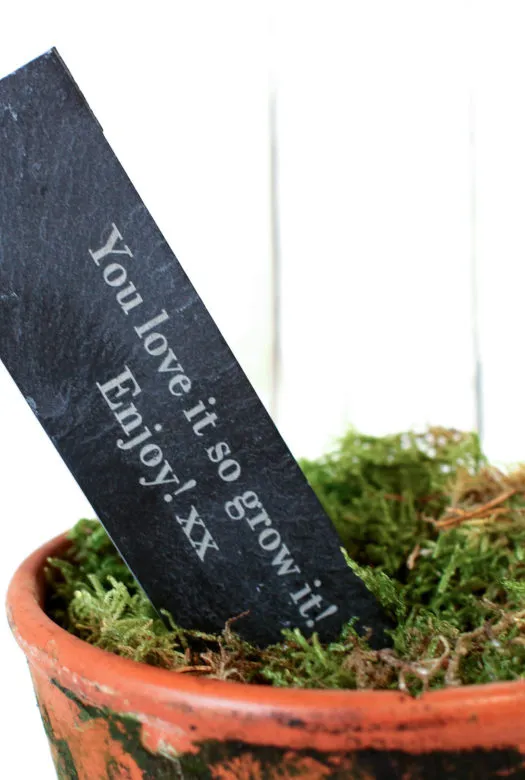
[29,678,525,779]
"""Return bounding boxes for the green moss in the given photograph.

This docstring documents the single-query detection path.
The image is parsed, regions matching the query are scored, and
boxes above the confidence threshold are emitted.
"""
[45,426,525,695]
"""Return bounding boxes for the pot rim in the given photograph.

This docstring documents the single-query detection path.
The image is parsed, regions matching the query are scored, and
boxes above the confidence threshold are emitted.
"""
[7,531,525,720]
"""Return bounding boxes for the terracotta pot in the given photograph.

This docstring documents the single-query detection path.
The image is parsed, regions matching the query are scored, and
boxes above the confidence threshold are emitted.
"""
[7,533,525,779]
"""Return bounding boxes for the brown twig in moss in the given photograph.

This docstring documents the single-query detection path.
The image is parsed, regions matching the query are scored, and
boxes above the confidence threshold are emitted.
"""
[433,489,518,529]
[407,543,421,570]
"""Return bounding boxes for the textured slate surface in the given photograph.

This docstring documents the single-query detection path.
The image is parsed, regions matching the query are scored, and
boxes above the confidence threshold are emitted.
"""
[0,49,391,646]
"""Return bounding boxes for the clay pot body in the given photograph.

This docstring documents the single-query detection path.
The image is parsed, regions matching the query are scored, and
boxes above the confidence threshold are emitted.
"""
[7,533,525,779]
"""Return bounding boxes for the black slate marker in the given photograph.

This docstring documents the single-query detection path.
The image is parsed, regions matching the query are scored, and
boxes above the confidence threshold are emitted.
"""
[0,49,392,647]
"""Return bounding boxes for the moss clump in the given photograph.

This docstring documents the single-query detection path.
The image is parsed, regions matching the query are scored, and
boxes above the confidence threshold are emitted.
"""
[45,426,525,694]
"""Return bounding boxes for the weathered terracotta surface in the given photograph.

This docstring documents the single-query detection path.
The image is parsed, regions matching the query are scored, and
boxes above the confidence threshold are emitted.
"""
[7,534,525,778]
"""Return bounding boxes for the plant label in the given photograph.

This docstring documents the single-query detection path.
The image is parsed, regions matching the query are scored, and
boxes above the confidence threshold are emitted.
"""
[0,50,391,646]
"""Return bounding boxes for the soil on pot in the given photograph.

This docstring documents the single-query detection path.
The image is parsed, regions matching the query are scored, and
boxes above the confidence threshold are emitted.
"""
[44,427,525,695]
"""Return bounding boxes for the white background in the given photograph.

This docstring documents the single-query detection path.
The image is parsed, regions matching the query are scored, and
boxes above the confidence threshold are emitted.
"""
[1,1,525,775]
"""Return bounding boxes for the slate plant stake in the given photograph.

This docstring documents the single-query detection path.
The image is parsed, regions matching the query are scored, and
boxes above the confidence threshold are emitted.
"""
[0,49,391,648]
